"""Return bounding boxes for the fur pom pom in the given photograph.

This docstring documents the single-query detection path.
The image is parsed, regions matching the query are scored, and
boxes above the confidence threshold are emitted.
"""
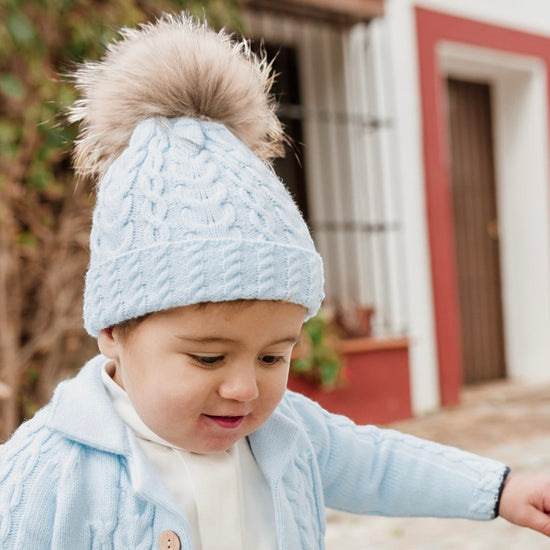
[69,13,285,179]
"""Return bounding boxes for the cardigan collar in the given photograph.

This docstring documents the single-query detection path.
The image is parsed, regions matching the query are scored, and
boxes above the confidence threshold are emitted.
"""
[46,355,129,454]
[45,355,183,515]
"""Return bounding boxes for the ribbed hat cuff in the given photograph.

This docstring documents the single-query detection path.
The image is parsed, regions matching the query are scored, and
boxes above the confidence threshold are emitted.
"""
[84,239,324,336]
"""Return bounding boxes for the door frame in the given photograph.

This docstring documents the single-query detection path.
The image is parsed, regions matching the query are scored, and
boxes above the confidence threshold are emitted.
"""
[416,8,550,404]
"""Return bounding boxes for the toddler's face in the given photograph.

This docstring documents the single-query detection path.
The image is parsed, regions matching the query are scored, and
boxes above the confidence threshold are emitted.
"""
[99,300,306,453]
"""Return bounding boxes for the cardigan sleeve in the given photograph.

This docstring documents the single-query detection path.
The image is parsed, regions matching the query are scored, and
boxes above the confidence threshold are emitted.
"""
[0,410,59,549]
[284,391,509,520]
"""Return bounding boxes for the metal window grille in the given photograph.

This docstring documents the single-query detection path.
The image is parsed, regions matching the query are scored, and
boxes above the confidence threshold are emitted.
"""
[244,10,408,337]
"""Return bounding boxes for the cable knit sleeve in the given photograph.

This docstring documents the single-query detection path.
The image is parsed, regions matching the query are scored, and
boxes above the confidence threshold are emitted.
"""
[284,391,509,520]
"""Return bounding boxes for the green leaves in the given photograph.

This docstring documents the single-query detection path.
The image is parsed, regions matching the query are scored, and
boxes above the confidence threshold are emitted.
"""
[6,12,36,49]
[0,74,24,100]
[291,314,343,388]
[0,0,243,196]
[17,231,38,248]
[0,120,21,159]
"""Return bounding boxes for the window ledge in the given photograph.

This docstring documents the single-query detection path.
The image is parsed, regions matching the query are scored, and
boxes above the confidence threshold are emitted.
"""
[338,336,409,354]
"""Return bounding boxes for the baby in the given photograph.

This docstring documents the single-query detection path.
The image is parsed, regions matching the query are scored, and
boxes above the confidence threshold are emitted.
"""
[1,13,549,550]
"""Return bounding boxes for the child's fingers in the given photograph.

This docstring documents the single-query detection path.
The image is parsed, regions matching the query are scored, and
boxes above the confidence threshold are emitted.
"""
[520,507,550,537]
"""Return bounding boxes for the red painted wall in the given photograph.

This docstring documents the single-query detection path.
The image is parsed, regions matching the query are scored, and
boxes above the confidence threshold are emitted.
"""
[415,7,550,405]
[288,345,412,425]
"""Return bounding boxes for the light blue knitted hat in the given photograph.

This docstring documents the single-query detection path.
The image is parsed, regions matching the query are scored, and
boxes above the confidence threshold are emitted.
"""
[70,14,324,336]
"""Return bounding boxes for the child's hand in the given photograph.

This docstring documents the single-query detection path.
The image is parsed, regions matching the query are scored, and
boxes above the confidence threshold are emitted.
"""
[498,474,550,536]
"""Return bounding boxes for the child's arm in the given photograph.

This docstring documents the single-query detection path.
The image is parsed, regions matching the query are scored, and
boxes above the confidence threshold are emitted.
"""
[498,474,550,536]
[283,391,508,520]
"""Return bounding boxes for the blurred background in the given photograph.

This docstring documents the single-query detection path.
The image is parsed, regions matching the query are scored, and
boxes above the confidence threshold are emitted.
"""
[2,0,550,452]
[0,0,244,441]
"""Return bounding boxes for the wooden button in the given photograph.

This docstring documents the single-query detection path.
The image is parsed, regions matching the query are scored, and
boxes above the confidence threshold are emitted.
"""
[158,530,181,550]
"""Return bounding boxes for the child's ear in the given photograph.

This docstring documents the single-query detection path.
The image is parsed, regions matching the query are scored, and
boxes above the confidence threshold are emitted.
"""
[97,327,118,359]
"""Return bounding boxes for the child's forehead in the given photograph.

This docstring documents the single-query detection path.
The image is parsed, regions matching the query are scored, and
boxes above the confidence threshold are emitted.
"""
[117,300,305,343]
[170,299,304,319]
[156,300,303,325]
[192,299,257,313]
[154,300,263,322]
[141,300,306,346]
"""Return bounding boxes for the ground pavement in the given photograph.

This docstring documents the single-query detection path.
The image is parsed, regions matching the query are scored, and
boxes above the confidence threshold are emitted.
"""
[325,380,550,549]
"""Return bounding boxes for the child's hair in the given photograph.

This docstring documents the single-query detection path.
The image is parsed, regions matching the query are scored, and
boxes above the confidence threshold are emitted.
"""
[112,299,254,340]
[70,13,324,337]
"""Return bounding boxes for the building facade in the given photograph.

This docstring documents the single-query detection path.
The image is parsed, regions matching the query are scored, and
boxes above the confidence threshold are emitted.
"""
[244,0,550,418]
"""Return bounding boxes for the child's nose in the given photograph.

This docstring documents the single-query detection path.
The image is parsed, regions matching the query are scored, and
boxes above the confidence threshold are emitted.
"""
[217,364,259,402]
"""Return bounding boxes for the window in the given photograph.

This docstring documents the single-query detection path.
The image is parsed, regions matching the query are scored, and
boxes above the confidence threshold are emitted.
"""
[262,43,309,221]
[245,11,407,337]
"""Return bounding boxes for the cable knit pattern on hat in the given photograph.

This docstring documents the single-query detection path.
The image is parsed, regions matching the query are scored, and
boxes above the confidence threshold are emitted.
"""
[84,117,324,335]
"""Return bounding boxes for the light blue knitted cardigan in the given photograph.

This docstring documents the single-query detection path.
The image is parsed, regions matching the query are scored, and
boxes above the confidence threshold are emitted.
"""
[0,356,508,549]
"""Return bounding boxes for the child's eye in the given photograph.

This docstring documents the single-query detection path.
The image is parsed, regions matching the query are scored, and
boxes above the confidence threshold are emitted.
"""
[190,355,224,367]
[259,355,285,366]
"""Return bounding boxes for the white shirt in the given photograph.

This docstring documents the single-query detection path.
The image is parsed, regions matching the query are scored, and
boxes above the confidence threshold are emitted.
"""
[101,361,277,550]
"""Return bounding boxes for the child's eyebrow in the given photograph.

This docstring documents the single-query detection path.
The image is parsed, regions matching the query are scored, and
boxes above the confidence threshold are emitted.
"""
[175,336,300,346]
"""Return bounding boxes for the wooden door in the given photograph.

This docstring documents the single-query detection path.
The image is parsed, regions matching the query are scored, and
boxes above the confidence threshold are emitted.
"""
[446,78,506,384]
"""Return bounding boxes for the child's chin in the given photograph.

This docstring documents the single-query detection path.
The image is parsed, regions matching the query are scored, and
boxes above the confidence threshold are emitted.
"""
[191,442,237,454]
[185,433,243,454]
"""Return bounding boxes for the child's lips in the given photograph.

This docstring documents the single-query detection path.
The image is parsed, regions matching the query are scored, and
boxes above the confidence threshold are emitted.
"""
[204,414,245,429]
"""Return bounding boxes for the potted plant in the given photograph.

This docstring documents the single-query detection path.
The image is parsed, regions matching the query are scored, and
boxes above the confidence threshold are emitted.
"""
[290,312,344,389]
[288,303,412,425]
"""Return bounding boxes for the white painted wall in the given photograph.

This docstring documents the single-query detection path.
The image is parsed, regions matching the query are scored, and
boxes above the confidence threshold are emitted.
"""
[493,64,550,382]
[400,0,550,37]
[370,9,441,414]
